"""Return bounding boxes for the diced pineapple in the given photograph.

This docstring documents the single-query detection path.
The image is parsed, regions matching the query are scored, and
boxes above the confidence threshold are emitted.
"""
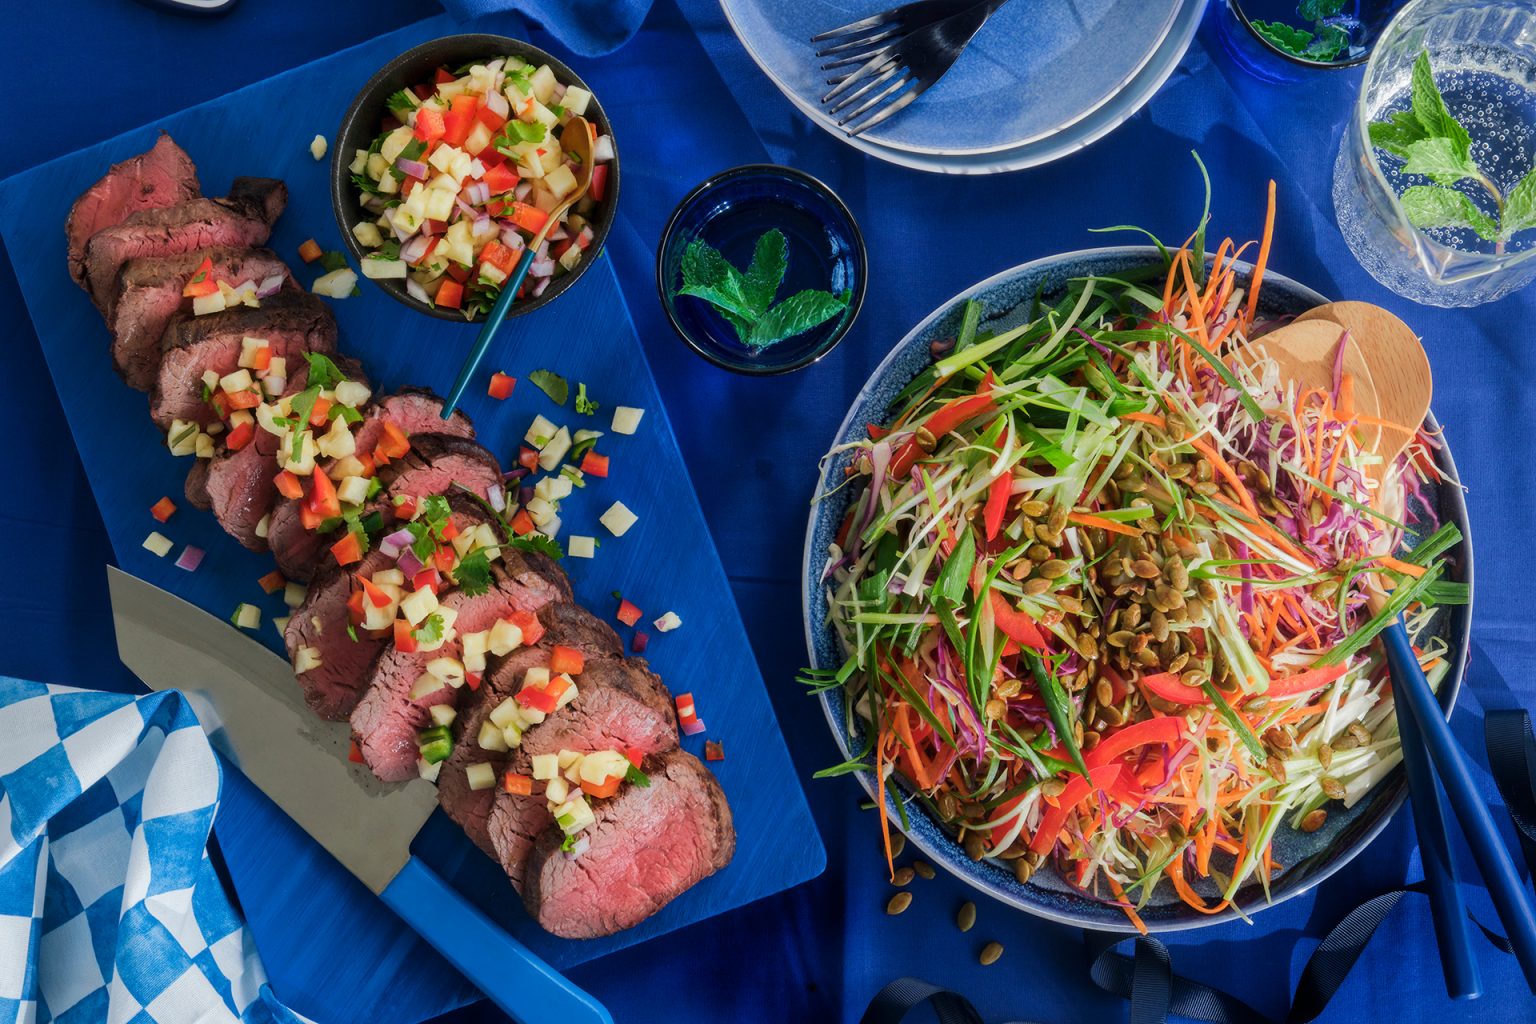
[534,475,572,503]
[466,762,497,790]
[525,496,556,528]
[428,143,463,173]
[219,368,254,393]
[502,722,524,749]
[477,720,509,753]
[192,291,227,316]
[527,100,559,129]
[375,169,400,195]
[545,776,569,804]
[409,673,443,700]
[529,64,558,104]
[352,221,384,247]
[531,753,560,781]
[366,152,390,180]
[524,414,557,447]
[310,268,357,299]
[562,86,592,116]
[488,618,524,656]
[380,125,414,163]
[254,512,271,539]
[372,568,405,587]
[558,244,582,272]
[543,164,578,202]
[523,667,551,690]
[361,257,407,280]
[284,582,307,608]
[334,380,371,408]
[336,475,368,506]
[281,430,316,475]
[194,433,215,459]
[567,535,595,558]
[462,630,488,672]
[556,749,583,769]
[448,150,475,181]
[238,336,269,369]
[463,120,493,156]
[520,705,547,726]
[538,427,572,470]
[143,532,173,557]
[400,587,439,626]
[349,148,369,175]
[231,603,261,630]
[599,501,637,537]
[294,646,323,673]
[423,188,457,223]
[310,134,328,160]
[538,515,561,540]
[317,416,356,459]
[429,704,457,727]
[611,406,645,434]
[488,697,521,730]
[426,657,464,685]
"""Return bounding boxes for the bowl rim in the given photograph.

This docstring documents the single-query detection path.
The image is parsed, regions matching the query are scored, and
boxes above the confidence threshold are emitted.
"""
[799,244,1474,932]
[653,163,868,377]
[329,32,620,323]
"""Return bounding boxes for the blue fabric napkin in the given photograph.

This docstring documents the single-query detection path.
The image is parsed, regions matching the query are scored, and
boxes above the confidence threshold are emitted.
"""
[0,677,306,1024]
[440,0,653,56]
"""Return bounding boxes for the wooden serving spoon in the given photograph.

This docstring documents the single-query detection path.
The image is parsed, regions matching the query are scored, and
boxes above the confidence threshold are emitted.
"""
[1233,306,1536,996]
[440,116,596,417]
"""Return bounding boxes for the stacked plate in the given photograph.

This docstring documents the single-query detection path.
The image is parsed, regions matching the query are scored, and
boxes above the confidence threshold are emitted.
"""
[719,0,1204,174]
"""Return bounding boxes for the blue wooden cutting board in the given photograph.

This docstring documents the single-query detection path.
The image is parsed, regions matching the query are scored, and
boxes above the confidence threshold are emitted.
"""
[0,15,824,1023]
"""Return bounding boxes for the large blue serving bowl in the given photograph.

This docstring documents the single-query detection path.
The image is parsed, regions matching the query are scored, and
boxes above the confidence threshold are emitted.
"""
[800,246,1473,932]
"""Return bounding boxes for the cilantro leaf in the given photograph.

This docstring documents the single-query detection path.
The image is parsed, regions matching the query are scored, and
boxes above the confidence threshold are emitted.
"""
[508,533,563,561]
[747,289,850,349]
[1399,185,1499,241]
[454,547,494,596]
[351,173,384,196]
[529,369,569,406]
[288,386,322,461]
[624,763,651,788]
[742,229,787,314]
[385,89,419,116]
[318,251,350,273]
[413,613,444,644]
[574,382,598,416]
[1501,166,1536,239]
[304,352,347,390]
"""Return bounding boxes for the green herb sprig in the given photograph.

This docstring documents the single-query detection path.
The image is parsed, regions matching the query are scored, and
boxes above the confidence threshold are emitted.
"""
[675,229,850,350]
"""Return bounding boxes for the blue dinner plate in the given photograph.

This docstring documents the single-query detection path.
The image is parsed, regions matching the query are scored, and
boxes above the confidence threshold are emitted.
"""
[722,0,1199,171]
[800,246,1473,931]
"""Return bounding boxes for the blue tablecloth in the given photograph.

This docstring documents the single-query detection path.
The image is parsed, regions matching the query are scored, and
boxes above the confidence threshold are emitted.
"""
[4,1,1533,1022]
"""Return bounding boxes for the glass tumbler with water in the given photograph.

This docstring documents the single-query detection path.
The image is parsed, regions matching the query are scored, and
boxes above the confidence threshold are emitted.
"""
[1334,0,1536,306]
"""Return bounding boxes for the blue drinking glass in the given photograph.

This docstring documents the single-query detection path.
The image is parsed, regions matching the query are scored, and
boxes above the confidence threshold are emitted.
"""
[656,165,867,376]
[1219,0,1404,81]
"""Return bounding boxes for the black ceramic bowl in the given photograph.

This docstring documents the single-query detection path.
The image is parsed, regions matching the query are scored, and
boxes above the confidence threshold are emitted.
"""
[330,33,620,322]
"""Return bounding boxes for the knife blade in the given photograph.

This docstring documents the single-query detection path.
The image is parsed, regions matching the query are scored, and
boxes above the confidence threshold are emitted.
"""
[107,566,612,1024]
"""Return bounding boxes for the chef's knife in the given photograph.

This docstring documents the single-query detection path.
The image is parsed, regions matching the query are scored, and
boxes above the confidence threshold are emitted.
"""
[107,566,612,1024]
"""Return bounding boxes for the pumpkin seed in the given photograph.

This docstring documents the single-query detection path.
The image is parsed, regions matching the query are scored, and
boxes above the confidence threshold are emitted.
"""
[1107,630,1135,649]
[1021,500,1050,518]
[979,941,1005,966]
[1183,597,1205,621]
[1246,696,1270,712]
[995,676,1023,700]
[1300,809,1328,833]
[1168,560,1189,591]
[1167,652,1190,673]
[1181,668,1208,689]
[1082,729,1101,751]
[1320,776,1347,800]
[1347,723,1373,747]
[1041,777,1066,798]
[1266,754,1288,784]
[1023,578,1051,596]
[1013,858,1034,884]
[1048,507,1069,534]
[1026,543,1052,562]
[1333,734,1360,752]
[1197,579,1219,602]
[890,832,907,858]
[957,901,977,932]
[1057,595,1084,614]
[1131,558,1161,579]
[1037,559,1071,580]
[914,860,936,879]
[1264,727,1293,752]
[893,866,915,886]
[1122,603,1144,629]
[985,698,1006,721]
[1078,633,1100,660]
[1195,459,1213,482]
[1155,584,1185,610]
[964,832,987,861]
[1101,704,1126,727]
[1034,524,1057,544]
[1094,678,1114,707]
[1318,743,1334,769]
[887,892,913,915]
[1150,610,1170,642]
[914,427,936,452]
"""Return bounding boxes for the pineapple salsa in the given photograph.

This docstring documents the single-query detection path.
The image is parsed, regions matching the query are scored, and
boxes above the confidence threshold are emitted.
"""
[348,55,614,317]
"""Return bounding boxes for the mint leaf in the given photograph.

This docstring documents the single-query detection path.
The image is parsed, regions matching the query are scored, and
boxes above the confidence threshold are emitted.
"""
[1399,185,1498,241]
[1251,20,1315,58]
[1401,136,1480,186]
[676,239,756,321]
[529,369,569,406]
[1303,23,1349,62]
[1368,111,1430,159]
[746,289,849,349]
[1501,166,1536,239]
[1299,0,1345,19]
[742,229,787,314]
[1409,50,1473,160]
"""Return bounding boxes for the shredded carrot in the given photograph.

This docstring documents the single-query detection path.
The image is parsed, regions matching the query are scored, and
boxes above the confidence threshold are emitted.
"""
[1067,511,1144,537]
[1120,412,1167,428]
[1107,876,1148,935]
[1169,855,1207,910]
[875,729,894,881]
[1189,436,1261,518]
[1243,180,1277,327]
[1376,554,1428,578]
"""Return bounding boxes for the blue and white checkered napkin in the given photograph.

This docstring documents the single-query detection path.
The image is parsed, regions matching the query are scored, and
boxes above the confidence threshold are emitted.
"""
[0,677,307,1024]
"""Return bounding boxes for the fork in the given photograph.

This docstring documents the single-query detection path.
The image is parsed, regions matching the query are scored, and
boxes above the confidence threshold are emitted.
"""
[812,0,1012,136]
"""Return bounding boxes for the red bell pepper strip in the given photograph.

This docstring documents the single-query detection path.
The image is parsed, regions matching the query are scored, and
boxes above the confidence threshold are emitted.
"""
[502,772,534,796]
[393,618,419,654]
[432,545,456,573]
[622,746,644,768]
[1028,762,1123,855]
[515,686,558,713]
[1140,671,1205,705]
[347,740,364,764]
[224,389,262,411]
[988,591,1049,650]
[475,102,508,133]
[889,373,999,479]
[412,568,440,594]
[1084,716,1186,771]
[549,645,585,675]
[345,590,366,625]
[1262,663,1349,698]
[331,532,364,567]
[308,396,332,427]
[982,472,1011,541]
[517,446,540,472]
[359,575,393,608]
[704,740,725,762]
[297,239,323,264]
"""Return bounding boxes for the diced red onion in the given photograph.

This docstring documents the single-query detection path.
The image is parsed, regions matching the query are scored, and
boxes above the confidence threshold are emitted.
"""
[514,181,533,201]
[463,182,490,205]
[455,197,479,221]
[592,135,615,162]
[420,217,442,237]
[397,547,424,577]
[680,717,705,735]
[551,82,567,102]
[487,484,505,512]
[396,158,428,179]
[498,224,527,249]
[633,632,651,655]
[535,241,550,260]
[547,224,568,242]
[483,89,509,118]
[529,258,555,279]
[406,279,430,304]
[175,546,205,572]
[256,274,286,298]
[519,485,534,507]
[470,216,498,242]
[502,466,529,481]
[379,527,415,558]
[400,235,430,264]
[532,277,551,297]
[576,225,594,249]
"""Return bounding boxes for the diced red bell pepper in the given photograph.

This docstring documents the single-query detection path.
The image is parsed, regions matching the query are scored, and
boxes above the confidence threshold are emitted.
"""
[507,609,545,647]
[674,692,698,725]
[182,256,217,297]
[704,740,724,762]
[150,496,177,523]
[549,645,585,676]
[348,740,365,764]
[515,686,558,713]
[580,776,621,799]
[360,575,393,608]
[258,570,287,594]
[482,162,519,195]
[305,470,341,519]
[579,451,609,477]
[988,591,1049,651]
[502,772,534,796]
[208,392,231,419]
[376,421,411,459]
[308,396,332,427]
[393,494,417,521]
[982,472,1011,541]
[433,545,456,573]
[433,67,456,84]
[224,389,262,411]
[442,94,478,146]
[465,671,482,691]
[445,263,470,284]
[435,279,464,310]
[510,509,535,536]
[225,421,255,451]
[298,239,323,264]
[274,470,304,500]
[394,618,419,654]
[414,107,446,142]
[479,241,518,275]
[475,102,508,133]
[345,590,366,625]
[545,676,572,703]
[440,519,460,542]
[331,531,364,567]
[1028,763,1122,855]
[412,568,441,594]
[517,446,540,472]
[509,202,548,234]
[249,345,272,372]
[589,163,609,203]
[616,599,643,627]
[299,505,326,530]
[488,372,516,400]
[356,453,378,478]
[622,746,644,768]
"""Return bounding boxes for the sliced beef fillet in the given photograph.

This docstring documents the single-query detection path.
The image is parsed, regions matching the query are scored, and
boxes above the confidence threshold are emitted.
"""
[483,647,678,879]
[521,750,734,939]
[439,604,629,857]
[151,290,336,430]
[380,433,503,506]
[206,441,277,551]
[351,555,571,781]
[184,459,212,510]
[66,133,199,289]
[285,493,502,720]
[84,177,288,309]
[109,247,290,391]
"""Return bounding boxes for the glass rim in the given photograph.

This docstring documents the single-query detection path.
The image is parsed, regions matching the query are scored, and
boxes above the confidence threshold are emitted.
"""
[1226,0,1372,69]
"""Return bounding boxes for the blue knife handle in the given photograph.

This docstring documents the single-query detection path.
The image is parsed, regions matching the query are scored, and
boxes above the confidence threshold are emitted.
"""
[380,856,613,1024]
[441,247,535,418]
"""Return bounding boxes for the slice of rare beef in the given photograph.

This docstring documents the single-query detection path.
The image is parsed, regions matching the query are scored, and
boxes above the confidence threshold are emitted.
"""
[380,433,503,505]
[350,555,571,781]
[206,440,278,552]
[151,290,336,429]
[84,177,288,309]
[184,459,212,511]
[285,493,503,720]
[66,133,199,289]
[110,246,290,391]
[521,750,734,939]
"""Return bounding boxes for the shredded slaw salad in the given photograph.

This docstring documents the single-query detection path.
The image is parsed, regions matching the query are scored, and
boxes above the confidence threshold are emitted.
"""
[804,176,1467,930]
